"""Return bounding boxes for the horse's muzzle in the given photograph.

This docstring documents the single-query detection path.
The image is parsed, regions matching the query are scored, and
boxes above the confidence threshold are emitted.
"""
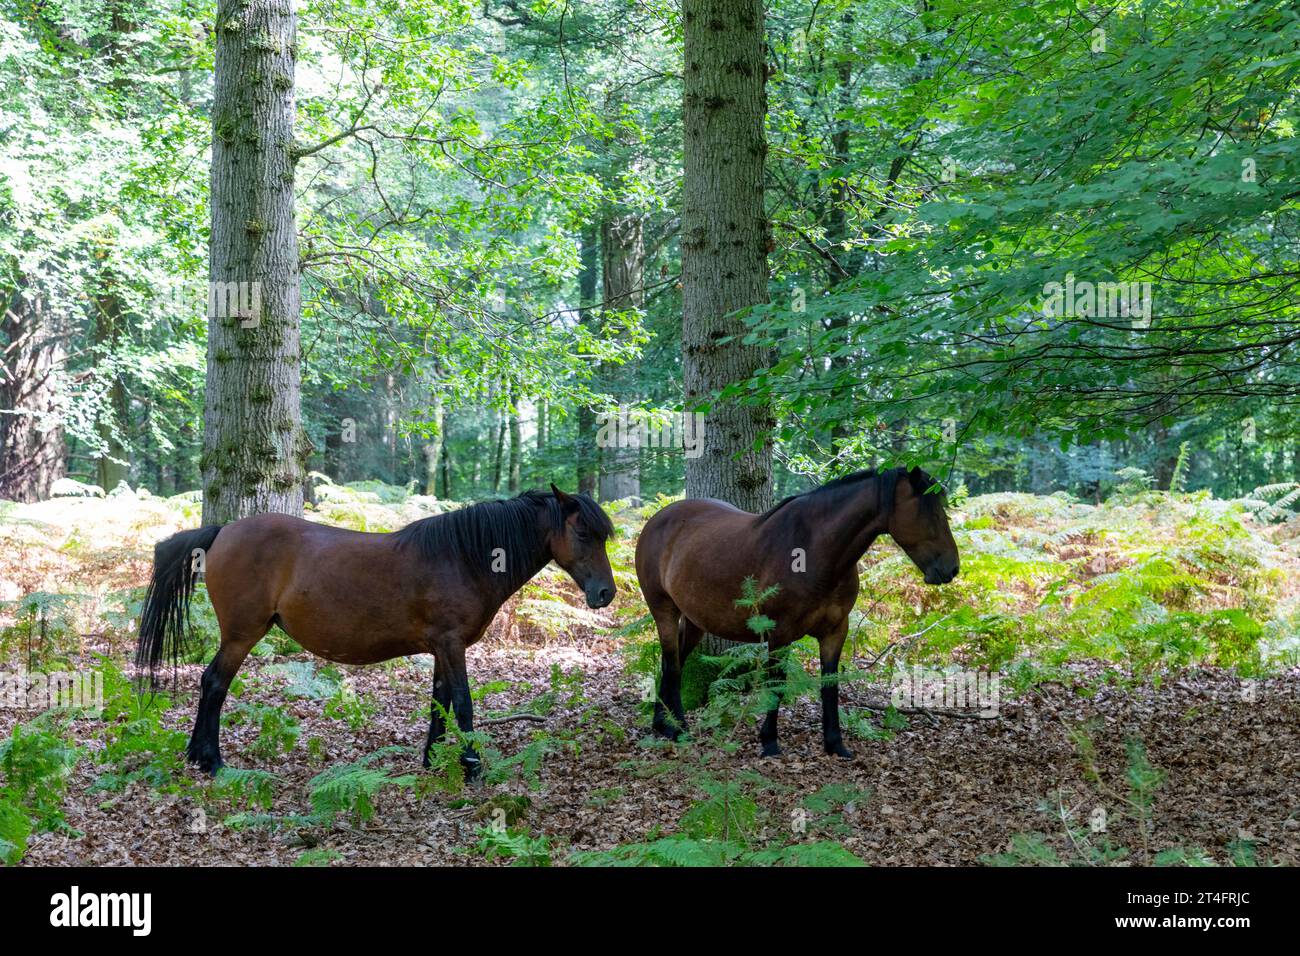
[924,561,959,585]
[586,585,615,609]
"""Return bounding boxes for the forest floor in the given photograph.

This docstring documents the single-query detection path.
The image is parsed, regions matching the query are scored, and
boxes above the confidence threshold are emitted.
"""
[2,482,1299,866]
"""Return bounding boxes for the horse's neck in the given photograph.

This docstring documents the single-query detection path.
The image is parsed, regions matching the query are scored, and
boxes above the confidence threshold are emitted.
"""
[789,476,887,576]
[490,533,553,604]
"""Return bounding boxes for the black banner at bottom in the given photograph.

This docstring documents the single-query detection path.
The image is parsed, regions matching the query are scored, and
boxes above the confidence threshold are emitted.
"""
[0,865,1280,942]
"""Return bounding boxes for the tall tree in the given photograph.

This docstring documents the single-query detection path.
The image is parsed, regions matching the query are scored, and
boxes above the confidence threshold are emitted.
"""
[201,0,309,523]
[508,392,522,493]
[598,211,646,502]
[681,0,773,510]
[0,288,65,501]
[575,224,601,496]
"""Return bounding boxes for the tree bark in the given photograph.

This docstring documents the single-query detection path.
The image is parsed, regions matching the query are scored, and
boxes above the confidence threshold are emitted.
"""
[93,277,129,492]
[94,5,135,493]
[201,0,309,524]
[422,387,444,496]
[508,392,522,493]
[576,223,600,496]
[682,0,773,509]
[0,287,66,501]
[598,213,644,503]
[492,406,505,492]
[441,433,454,499]
[682,0,774,659]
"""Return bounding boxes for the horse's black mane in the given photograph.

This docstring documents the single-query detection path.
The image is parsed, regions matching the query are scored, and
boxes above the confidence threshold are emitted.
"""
[760,466,946,521]
[393,489,612,587]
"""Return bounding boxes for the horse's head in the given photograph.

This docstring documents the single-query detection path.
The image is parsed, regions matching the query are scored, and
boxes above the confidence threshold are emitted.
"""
[547,484,617,608]
[886,467,959,585]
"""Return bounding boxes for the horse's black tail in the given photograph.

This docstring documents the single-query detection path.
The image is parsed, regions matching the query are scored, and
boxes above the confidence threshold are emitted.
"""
[135,525,224,679]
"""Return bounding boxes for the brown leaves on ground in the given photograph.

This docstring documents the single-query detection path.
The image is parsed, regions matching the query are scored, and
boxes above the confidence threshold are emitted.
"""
[9,633,1299,867]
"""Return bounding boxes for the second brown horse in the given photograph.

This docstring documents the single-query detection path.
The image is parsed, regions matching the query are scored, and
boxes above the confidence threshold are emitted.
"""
[635,466,959,758]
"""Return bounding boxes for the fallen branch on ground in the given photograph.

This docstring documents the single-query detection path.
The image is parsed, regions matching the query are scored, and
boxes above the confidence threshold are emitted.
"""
[479,713,548,726]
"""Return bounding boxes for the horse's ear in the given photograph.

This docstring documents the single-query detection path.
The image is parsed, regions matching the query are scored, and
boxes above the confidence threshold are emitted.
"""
[550,483,579,513]
[908,466,926,492]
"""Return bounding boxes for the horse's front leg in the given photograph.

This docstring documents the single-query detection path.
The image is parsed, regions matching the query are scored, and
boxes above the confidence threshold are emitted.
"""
[818,623,853,759]
[438,642,481,779]
[650,610,686,740]
[421,656,453,769]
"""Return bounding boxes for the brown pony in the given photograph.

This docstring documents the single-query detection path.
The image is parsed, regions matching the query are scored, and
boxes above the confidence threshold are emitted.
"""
[135,486,615,776]
[635,466,958,758]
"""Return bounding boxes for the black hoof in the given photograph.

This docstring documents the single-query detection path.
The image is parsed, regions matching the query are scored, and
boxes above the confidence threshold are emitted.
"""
[192,756,224,777]
[825,740,854,759]
[461,755,482,781]
[760,741,781,758]
[187,742,223,776]
[652,720,685,742]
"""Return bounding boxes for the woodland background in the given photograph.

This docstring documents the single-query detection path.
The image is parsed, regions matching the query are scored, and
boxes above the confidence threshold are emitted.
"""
[3,0,1298,507]
[1,0,1299,868]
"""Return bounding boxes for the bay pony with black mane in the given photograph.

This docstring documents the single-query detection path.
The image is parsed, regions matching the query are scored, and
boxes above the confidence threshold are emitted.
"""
[135,485,615,776]
[635,466,958,757]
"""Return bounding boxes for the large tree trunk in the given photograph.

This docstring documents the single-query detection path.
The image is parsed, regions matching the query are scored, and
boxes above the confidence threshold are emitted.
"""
[575,223,600,496]
[682,0,774,659]
[682,0,773,509]
[95,5,135,493]
[824,12,855,445]
[508,393,522,493]
[598,213,644,503]
[0,288,66,501]
[441,430,454,499]
[201,0,308,524]
[93,279,130,492]
[491,406,505,492]
[422,387,444,496]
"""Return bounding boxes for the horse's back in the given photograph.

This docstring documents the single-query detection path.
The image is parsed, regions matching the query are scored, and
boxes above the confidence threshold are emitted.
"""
[637,497,757,571]
[204,512,443,663]
[636,497,771,635]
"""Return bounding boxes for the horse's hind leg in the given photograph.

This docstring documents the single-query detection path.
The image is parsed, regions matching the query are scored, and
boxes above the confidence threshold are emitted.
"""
[421,656,454,769]
[759,643,788,757]
[818,623,853,759]
[187,620,267,775]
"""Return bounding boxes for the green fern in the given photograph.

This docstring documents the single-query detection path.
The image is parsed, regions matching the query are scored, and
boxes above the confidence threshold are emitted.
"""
[0,798,34,865]
[1169,441,1192,492]
[735,577,780,638]
[307,748,415,826]
[293,848,342,867]
[210,767,277,811]
[1248,481,1300,522]
[471,825,552,866]
[0,713,80,828]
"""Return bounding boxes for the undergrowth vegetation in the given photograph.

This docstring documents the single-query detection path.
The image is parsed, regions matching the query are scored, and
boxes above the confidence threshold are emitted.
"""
[0,477,1296,865]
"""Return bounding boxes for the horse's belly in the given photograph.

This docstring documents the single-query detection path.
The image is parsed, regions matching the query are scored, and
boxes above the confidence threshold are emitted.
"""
[274,587,430,665]
[280,621,427,665]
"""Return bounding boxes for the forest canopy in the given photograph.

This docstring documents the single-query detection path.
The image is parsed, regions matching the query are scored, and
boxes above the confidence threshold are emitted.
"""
[2,0,1297,507]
